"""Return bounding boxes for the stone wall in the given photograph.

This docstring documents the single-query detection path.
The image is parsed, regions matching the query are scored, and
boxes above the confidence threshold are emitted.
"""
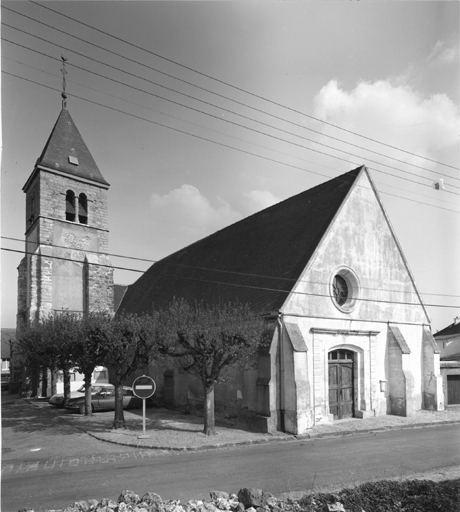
[20,169,113,325]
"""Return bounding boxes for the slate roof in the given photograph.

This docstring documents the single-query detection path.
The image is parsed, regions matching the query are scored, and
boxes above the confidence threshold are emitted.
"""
[434,321,460,339]
[441,352,460,361]
[32,108,109,187]
[119,166,364,316]
[113,284,128,313]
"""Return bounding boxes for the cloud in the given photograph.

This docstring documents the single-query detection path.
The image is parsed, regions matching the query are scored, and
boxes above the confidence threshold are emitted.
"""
[244,190,281,212]
[427,40,459,65]
[150,184,241,239]
[313,79,459,161]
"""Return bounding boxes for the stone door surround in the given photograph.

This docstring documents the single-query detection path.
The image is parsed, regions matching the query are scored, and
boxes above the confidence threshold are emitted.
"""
[311,328,380,424]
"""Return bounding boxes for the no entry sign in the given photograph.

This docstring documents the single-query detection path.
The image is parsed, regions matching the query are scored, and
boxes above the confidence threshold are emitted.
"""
[132,375,156,400]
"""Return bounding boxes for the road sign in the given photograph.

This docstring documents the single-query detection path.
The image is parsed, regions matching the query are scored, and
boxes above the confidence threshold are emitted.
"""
[132,375,156,400]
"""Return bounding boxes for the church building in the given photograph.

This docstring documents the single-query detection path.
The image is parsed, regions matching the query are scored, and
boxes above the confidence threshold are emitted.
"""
[16,86,444,434]
[119,165,444,434]
[17,97,114,330]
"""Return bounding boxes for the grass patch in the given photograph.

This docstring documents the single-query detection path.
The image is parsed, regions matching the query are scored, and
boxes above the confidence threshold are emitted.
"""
[297,478,460,511]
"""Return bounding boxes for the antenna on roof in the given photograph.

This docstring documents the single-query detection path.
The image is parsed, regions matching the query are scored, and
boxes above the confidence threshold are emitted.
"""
[60,54,68,109]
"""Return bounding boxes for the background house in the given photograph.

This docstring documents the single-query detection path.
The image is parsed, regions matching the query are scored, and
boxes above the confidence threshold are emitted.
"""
[119,165,444,434]
[1,328,17,391]
[434,319,460,406]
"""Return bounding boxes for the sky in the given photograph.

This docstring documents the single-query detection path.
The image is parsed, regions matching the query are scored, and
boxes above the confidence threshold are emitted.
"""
[1,1,459,332]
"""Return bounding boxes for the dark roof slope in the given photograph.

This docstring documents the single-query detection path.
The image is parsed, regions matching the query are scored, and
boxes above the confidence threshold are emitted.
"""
[119,166,363,315]
[434,321,460,338]
[441,352,460,361]
[34,108,109,186]
[113,284,128,313]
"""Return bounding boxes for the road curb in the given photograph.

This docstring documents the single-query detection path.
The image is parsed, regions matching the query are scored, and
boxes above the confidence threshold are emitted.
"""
[83,431,297,452]
[85,419,460,451]
[294,419,460,440]
[23,398,460,452]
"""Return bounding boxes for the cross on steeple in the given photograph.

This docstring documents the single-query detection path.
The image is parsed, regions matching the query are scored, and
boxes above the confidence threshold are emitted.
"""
[60,54,68,108]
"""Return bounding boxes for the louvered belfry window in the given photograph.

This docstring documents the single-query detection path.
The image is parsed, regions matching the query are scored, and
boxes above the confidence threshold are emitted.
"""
[65,190,76,221]
[78,193,88,224]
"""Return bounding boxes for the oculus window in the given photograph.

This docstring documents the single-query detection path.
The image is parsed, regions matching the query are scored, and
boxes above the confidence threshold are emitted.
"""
[331,267,360,312]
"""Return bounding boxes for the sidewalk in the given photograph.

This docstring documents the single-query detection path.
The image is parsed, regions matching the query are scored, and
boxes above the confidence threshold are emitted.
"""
[24,397,460,452]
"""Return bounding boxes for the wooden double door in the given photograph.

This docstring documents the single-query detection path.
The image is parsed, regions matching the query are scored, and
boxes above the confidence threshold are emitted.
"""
[328,350,355,419]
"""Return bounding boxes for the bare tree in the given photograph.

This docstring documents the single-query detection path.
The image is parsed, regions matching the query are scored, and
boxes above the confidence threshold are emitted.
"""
[18,313,78,400]
[157,299,267,435]
[104,313,160,429]
[41,312,81,405]
[72,311,113,415]
[16,321,47,398]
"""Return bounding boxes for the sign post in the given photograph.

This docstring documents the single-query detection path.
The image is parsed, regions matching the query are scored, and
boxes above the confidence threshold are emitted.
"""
[132,375,156,438]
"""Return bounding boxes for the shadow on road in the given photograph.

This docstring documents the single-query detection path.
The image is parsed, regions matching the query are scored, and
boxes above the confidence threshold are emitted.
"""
[1,399,81,436]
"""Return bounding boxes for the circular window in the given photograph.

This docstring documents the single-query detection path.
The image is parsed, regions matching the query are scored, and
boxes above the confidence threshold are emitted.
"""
[330,268,360,312]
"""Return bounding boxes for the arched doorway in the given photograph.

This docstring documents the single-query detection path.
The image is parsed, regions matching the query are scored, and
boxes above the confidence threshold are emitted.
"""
[328,349,355,419]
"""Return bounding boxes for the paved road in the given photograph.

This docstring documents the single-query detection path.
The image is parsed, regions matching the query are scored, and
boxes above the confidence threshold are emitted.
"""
[1,396,131,463]
[3,422,460,512]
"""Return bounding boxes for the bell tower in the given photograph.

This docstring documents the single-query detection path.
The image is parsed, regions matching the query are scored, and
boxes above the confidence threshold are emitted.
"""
[17,81,114,328]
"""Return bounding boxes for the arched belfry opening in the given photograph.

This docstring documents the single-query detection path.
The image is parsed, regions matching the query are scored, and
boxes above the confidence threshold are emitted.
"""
[65,190,76,221]
[78,193,88,224]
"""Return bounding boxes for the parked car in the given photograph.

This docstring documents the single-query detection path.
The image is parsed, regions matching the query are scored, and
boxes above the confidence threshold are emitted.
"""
[49,383,113,406]
[64,385,141,414]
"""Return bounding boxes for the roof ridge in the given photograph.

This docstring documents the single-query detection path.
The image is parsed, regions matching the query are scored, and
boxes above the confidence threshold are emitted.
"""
[119,166,364,315]
[155,166,364,266]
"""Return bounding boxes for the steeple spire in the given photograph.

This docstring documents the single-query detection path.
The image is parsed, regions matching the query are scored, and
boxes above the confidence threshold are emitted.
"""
[60,54,68,109]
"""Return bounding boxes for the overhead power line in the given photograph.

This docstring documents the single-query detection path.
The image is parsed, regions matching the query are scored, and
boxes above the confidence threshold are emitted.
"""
[25,1,460,172]
[4,69,460,216]
[5,55,460,215]
[5,55,460,213]
[5,235,458,299]
[3,37,460,198]
[4,31,458,195]
[2,246,459,310]
[5,5,460,183]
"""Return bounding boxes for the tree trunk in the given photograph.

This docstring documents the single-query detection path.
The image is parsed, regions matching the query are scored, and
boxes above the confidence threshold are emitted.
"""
[112,383,126,430]
[50,369,57,396]
[24,366,38,398]
[30,367,39,398]
[41,367,48,397]
[63,368,71,406]
[84,371,93,416]
[203,383,216,435]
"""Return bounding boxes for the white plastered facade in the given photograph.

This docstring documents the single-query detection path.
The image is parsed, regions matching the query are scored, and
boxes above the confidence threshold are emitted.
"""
[270,170,444,435]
